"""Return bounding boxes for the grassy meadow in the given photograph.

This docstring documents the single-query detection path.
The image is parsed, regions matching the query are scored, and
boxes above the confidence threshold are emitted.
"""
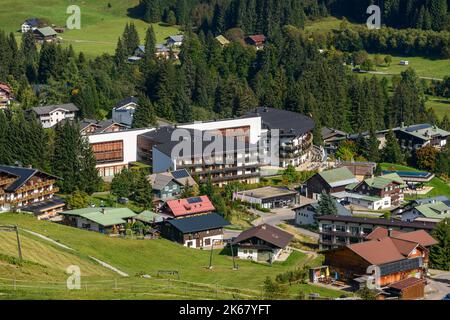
[0,213,345,300]
[0,0,180,57]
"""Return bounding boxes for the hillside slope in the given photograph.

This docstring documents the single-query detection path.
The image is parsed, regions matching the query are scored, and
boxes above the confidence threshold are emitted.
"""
[0,0,180,56]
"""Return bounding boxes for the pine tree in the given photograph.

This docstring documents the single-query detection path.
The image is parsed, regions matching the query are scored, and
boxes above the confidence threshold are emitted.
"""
[133,171,153,209]
[430,218,450,270]
[382,129,404,164]
[317,192,337,216]
[144,26,156,62]
[114,37,127,68]
[132,95,156,128]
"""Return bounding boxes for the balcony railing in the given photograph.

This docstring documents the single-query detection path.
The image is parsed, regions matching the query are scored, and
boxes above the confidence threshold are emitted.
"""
[10,188,59,204]
[16,180,56,193]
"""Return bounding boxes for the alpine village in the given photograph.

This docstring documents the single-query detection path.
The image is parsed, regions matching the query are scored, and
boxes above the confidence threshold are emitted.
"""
[0,0,450,301]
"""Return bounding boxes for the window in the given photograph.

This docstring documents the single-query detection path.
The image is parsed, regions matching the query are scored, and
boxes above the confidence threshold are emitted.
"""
[204,238,211,246]
[243,250,248,254]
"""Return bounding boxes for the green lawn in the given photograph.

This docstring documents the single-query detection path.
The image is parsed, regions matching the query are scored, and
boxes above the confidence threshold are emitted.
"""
[0,0,180,57]
[380,163,450,198]
[368,54,450,80]
[0,213,343,299]
[425,96,450,120]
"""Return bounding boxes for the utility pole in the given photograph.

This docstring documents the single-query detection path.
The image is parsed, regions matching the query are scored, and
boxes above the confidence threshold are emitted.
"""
[15,226,22,261]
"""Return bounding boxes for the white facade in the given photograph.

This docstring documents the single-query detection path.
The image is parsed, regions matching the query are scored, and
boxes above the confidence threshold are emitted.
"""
[87,128,154,177]
[294,206,316,225]
[184,234,224,249]
[237,247,283,262]
[21,23,37,33]
[38,108,77,128]
[179,116,262,144]
[112,103,137,127]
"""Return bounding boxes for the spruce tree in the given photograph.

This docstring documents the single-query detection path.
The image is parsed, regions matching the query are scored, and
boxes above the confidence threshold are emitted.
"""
[382,130,404,164]
[132,95,156,128]
[317,192,338,216]
[430,218,450,271]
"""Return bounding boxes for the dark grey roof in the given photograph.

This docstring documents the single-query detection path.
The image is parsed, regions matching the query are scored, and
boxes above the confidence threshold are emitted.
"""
[21,197,65,214]
[140,126,258,158]
[168,213,230,233]
[321,127,348,139]
[114,96,139,109]
[245,107,315,137]
[232,224,293,248]
[32,103,79,115]
[24,18,39,27]
[0,165,58,192]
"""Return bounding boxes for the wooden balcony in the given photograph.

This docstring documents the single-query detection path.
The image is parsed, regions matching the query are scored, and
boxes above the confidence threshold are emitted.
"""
[10,187,59,204]
[16,180,56,193]
[0,178,15,187]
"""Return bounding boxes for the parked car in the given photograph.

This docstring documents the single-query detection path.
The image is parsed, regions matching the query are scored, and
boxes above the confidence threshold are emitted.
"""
[118,197,129,204]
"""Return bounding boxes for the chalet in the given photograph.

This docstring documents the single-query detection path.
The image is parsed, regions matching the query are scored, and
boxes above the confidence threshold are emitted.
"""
[394,123,450,150]
[0,165,63,220]
[32,103,79,128]
[233,224,293,263]
[134,210,164,225]
[61,207,136,234]
[401,199,450,223]
[215,35,230,47]
[323,228,437,299]
[321,127,348,154]
[160,212,230,248]
[304,167,358,200]
[245,35,266,50]
[33,26,58,43]
[166,35,184,48]
[79,119,128,136]
[162,195,215,218]
[294,198,351,226]
[21,18,40,33]
[317,214,436,250]
[0,83,13,109]
[333,173,406,210]
[133,44,172,60]
[111,96,139,127]
[148,169,197,203]
[233,186,298,209]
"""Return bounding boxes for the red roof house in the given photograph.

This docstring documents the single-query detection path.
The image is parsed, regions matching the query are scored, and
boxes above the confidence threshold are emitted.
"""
[164,195,215,218]
[0,83,13,107]
[245,35,266,49]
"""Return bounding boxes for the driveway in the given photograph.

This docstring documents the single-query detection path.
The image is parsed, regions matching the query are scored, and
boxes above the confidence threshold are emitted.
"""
[426,271,450,300]
[224,207,319,240]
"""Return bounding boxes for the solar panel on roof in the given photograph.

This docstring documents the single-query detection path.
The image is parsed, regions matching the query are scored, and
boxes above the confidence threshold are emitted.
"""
[405,124,431,132]
[172,170,189,179]
[187,197,202,204]
[379,257,422,276]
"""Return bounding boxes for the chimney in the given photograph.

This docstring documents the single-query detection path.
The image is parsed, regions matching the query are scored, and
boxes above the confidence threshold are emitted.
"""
[101,208,106,215]
[261,225,266,230]
[388,228,393,237]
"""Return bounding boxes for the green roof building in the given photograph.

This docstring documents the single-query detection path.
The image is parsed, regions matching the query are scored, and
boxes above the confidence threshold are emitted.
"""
[61,207,136,234]
[402,201,450,222]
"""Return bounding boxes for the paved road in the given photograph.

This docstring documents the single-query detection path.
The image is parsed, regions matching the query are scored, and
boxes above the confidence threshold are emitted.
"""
[426,271,450,300]
[224,207,319,240]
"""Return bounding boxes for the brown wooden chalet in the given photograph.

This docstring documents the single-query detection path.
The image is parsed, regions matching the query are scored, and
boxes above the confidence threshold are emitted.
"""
[245,35,266,50]
[0,165,63,219]
[322,227,437,299]
[304,167,358,199]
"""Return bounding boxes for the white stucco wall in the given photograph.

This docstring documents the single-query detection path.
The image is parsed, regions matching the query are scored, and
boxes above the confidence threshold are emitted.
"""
[295,207,316,225]
[179,117,262,145]
[112,104,137,127]
[86,128,154,170]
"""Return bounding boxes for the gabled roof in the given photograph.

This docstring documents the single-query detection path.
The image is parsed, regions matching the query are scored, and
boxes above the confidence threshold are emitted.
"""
[414,201,450,220]
[0,165,58,192]
[247,34,266,43]
[366,227,438,248]
[233,224,293,248]
[114,96,139,110]
[412,196,449,205]
[0,83,12,94]
[388,277,425,290]
[398,123,450,141]
[346,238,407,265]
[135,210,164,223]
[168,35,184,43]
[35,26,57,37]
[32,103,79,115]
[23,18,39,27]
[215,35,230,45]
[165,195,215,217]
[317,167,358,188]
[168,213,229,233]
[148,169,196,191]
[362,173,406,189]
[61,207,136,227]
[79,119,128,134]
